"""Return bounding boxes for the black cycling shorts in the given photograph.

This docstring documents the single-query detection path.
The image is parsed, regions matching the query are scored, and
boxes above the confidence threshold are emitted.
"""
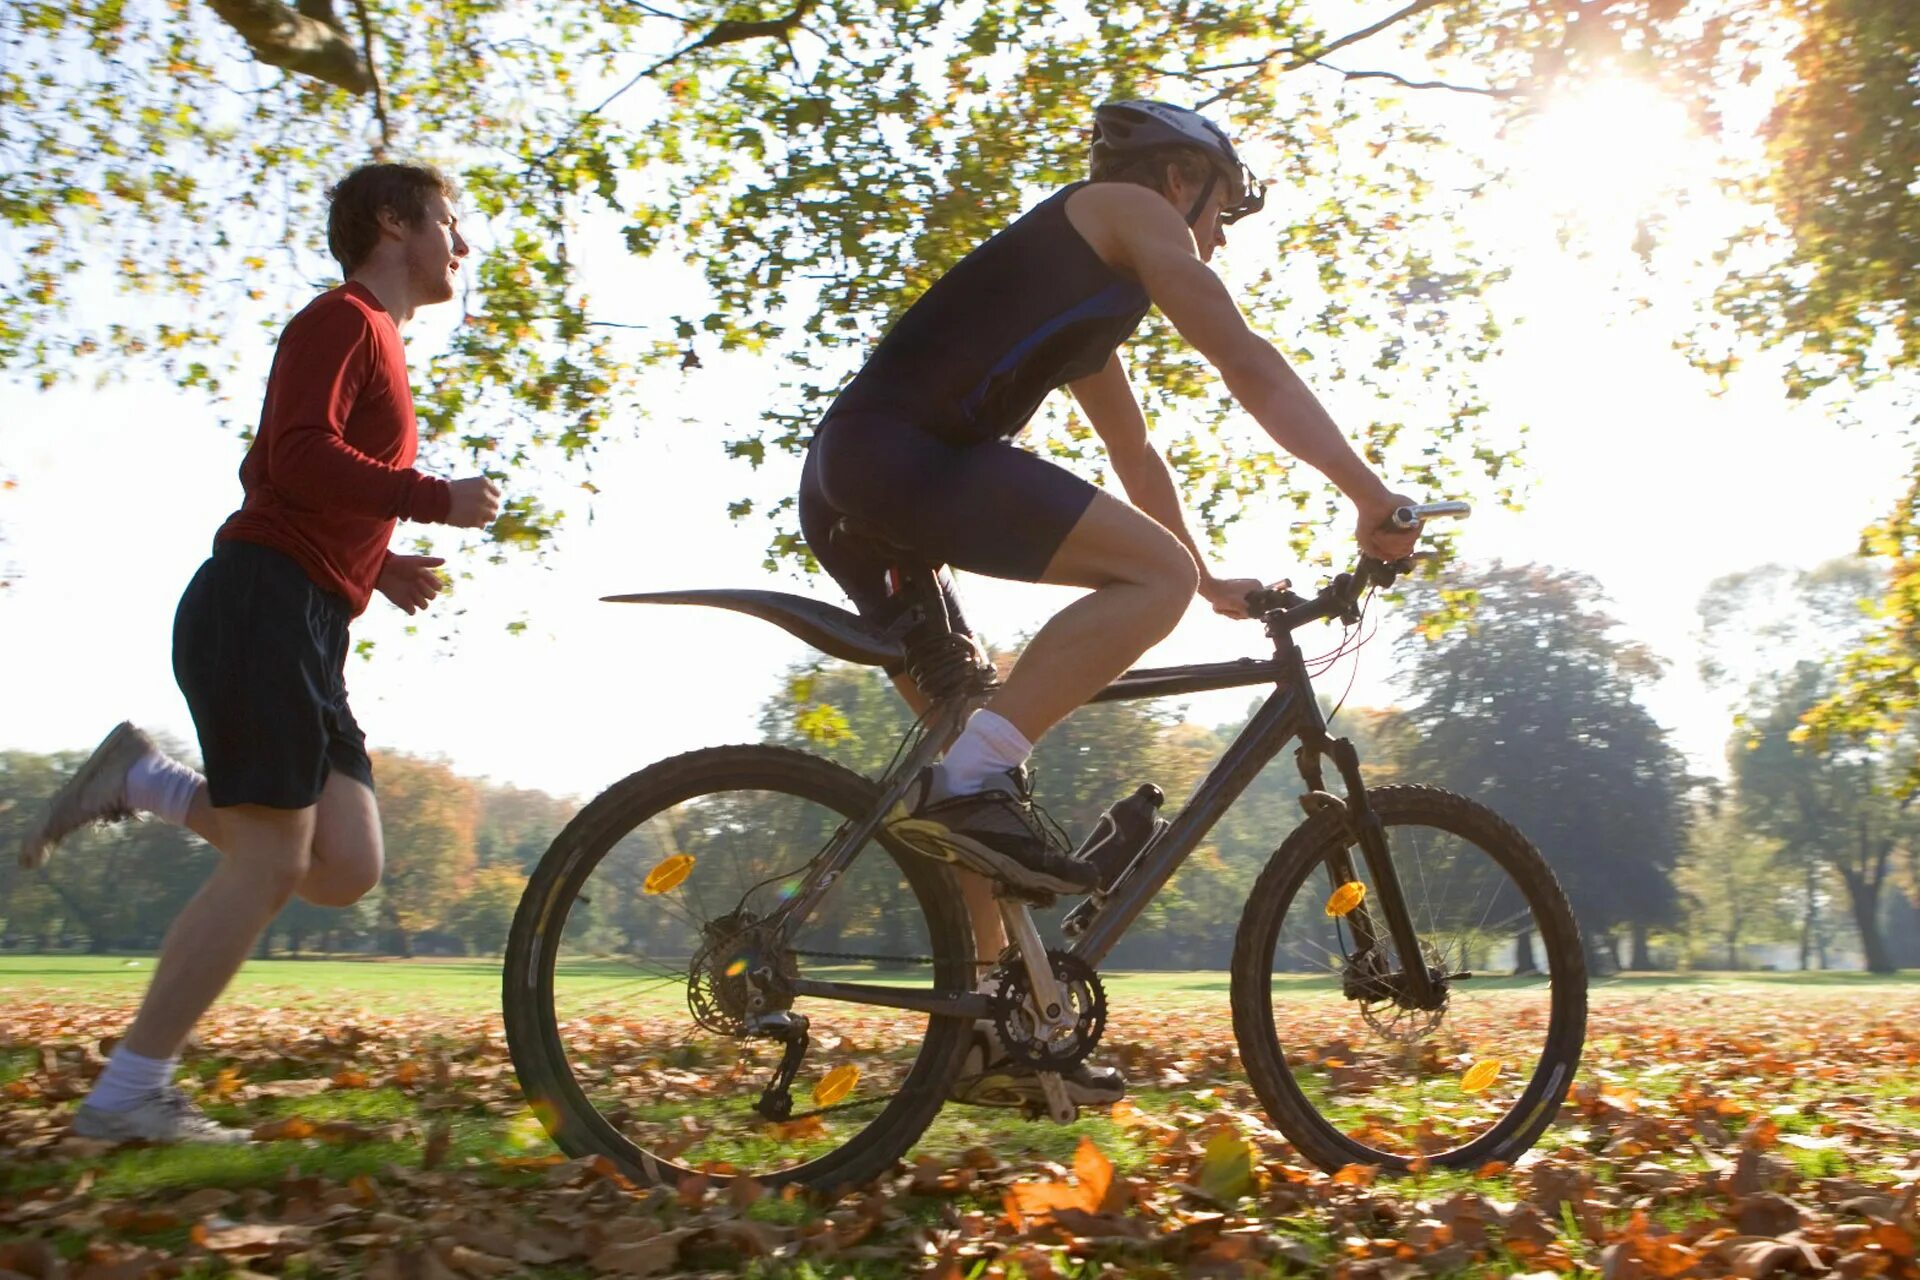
[797,411,1100,638]
[172,540,375,809]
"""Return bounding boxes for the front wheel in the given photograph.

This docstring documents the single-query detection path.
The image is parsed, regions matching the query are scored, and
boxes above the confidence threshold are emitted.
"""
[503,745,975,1189]
[1231,786,1587,1172]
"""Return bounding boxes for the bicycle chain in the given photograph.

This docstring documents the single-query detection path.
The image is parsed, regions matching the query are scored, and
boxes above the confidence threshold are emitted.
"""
[790,947,997,969]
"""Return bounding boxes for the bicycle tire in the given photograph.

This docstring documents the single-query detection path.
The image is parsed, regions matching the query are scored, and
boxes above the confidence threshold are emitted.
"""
[1230,785,1587,1172]
[503,744,975,1189]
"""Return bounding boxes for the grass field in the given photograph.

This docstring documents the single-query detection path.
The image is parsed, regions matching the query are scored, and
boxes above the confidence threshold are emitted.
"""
[6,953,1912,1010]
[2,958,1915,1278]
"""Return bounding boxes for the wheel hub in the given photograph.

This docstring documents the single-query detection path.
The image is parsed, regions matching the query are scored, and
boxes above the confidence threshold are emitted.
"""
[688,911,796,1036]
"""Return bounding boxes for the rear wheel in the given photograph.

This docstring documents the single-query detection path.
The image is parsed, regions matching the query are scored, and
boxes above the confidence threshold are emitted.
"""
[504,745,975,1188]
[1231,785,1586,1171]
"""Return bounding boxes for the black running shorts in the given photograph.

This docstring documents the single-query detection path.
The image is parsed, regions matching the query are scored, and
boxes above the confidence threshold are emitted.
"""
[172,540,375,809]
[798,412,1100,637]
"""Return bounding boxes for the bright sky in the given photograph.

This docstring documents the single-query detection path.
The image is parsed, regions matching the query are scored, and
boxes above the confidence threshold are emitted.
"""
[0,73,1908,804]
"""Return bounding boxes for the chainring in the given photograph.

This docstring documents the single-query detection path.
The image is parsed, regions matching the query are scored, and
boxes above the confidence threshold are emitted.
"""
[989,950,1107,1070]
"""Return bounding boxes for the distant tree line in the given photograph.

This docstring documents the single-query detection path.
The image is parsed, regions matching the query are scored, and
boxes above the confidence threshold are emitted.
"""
[4,559,1916,970]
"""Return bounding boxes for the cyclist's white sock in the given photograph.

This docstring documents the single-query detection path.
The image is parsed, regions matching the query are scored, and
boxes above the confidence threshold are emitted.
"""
[86,1045,177,1112]
[939,710,1031,796]
[125,751,204,826]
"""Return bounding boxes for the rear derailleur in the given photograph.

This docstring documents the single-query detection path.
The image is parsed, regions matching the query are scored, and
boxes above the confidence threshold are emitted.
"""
[686,911,811,1121]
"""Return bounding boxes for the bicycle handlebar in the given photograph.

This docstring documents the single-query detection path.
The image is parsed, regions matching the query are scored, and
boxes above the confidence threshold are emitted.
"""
[1390,500,1472,530]
[1245,499,1473,631]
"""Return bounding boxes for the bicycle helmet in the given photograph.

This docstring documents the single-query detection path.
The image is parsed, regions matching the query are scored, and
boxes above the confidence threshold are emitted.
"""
[1090,100,1267,228]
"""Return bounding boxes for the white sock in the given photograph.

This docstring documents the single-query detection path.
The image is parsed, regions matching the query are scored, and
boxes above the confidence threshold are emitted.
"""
[125,751,204,826]
[939,710,1032,796]
[86,1046,177,1112]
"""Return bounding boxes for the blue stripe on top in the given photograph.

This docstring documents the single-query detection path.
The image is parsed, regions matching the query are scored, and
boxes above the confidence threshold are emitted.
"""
[959,281,1148,419]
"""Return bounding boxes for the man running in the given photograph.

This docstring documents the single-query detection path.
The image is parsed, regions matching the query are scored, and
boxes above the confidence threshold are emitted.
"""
[17,162,502,1144]
[798,101,1419,1106]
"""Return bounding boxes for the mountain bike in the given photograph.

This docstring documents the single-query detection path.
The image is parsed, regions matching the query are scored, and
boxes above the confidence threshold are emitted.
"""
[503,501,1587,1189]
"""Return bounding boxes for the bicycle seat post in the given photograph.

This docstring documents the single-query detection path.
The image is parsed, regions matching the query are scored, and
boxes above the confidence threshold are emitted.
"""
[832,518,996,705]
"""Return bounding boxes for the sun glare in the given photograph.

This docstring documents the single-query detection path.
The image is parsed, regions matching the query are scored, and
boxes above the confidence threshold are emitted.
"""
[1508,76,1708,247]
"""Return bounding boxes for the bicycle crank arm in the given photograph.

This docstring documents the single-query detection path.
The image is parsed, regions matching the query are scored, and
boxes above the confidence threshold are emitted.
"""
[1035,1071,1076,1124]
[999,900,1077,1042]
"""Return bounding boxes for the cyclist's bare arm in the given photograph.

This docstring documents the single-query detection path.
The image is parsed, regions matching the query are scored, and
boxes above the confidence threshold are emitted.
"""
[1065,184,1416,560]
[1068,353,1262,618]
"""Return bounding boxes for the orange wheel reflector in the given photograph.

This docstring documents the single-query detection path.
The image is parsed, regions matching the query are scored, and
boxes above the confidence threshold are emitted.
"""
[813,1064,859,1107]
[643,854,695,894]
[724,958,748,978]
[1461,1059,1502,1093]
[1325,881,1367,916]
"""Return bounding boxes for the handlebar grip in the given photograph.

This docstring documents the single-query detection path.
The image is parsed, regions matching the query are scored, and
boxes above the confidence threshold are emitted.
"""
[1389,500,1473,531]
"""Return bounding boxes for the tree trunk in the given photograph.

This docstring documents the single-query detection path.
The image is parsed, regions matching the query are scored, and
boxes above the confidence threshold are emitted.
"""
[1839,865,1894,974]
[1514,927,1537,975]
[1799,862,1818,969]
[1629,921,1652,970]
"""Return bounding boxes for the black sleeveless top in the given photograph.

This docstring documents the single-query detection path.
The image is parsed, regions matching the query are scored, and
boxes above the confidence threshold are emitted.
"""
[825,183,1152,445]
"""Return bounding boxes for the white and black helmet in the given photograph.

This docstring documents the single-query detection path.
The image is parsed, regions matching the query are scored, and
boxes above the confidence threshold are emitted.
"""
[1090,99,1267,226]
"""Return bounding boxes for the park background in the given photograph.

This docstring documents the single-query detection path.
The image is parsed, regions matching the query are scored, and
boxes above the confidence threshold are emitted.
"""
[2,0,1918,976]
[2,2,1919,1276]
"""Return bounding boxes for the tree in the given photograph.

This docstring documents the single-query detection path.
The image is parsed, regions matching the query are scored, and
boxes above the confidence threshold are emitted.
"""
[475,783,575,872]
[1699,558,1911,971]
[1698,2,1920,795]
[1388,562,1695,964]
[370,751,478,956]
[445,863,525,955]
[1731,663,1913,974]
[27,0,1772,563]
[1673,801,1790,970]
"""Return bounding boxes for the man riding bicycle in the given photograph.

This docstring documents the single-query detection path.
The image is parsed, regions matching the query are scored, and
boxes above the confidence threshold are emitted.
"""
[797,100,1418,1107]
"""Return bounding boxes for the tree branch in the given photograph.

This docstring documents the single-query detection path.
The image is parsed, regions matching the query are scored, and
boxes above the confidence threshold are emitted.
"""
[1312,59,1520,99]
[349,0,391,153]
[540,0,820,165]
[203,0,373,94]
[1195,0,1452,108]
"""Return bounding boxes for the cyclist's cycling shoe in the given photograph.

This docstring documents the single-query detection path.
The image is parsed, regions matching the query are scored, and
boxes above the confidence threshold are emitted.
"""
[886,764,1097,895]
[948,1028,1126,1109]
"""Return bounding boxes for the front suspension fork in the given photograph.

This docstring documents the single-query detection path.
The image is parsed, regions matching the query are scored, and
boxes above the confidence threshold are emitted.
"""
[1297,737,1442,1010]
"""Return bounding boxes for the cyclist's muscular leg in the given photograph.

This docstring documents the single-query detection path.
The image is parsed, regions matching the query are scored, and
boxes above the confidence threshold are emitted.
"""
[987,491,1197,741]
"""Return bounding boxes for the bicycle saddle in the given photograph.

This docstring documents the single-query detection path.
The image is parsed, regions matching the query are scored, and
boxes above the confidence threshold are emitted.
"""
[830,516,937,569]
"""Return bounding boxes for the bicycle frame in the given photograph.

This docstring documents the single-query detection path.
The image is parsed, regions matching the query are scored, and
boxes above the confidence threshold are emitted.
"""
[776,610,1444,1019]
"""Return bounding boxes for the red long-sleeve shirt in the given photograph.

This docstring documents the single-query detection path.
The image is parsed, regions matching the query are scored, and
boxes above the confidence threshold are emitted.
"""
[216,282,452,615]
